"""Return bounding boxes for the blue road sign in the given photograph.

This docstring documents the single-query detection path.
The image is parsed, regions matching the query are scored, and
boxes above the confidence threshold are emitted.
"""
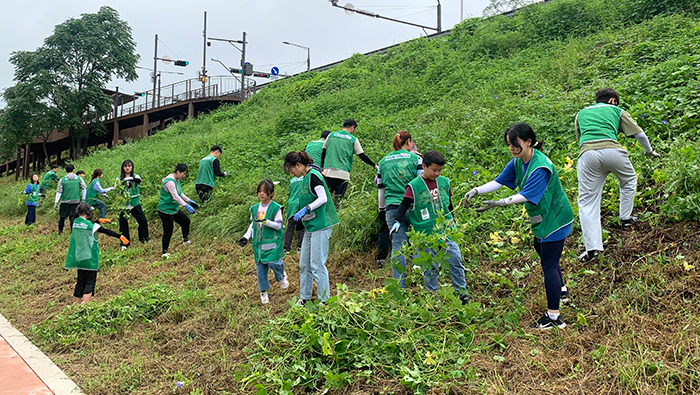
[271,66,279,76]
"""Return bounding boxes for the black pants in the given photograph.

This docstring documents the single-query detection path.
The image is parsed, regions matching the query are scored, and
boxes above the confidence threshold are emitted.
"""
[196,184,213,203]
[325,177,349,203]
[119,205,149,244]
[533,238,566,311]
[376,210,389,260]
[74,269,97,297]
[159,210,190,254]
[25,205,36,225]
[283,217,305,251]
[58,203,78,234]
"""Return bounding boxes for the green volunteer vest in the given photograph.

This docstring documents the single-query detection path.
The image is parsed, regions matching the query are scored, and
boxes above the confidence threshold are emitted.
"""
[26,184,40,205]
[514,149,574,239]
[379,149,420,206]
[41,171,58,189]
[299,168,339,232]
[86,178,100,205]
[576,103,623,147]
[305,139,325,166]
[287,176,304,219]
[60,176,81,202]
[158,177,182,214]
[323,131,356,172]
[64,217,99,271]
[250,201,284,263]
[195,154,216,187]
[125,177,141,208]
[408,176,453,236]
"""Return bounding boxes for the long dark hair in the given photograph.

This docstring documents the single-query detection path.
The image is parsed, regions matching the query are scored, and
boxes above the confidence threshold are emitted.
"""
[503,123,543,154]
[121,160,134,179]
[393,130,412,151]
[90,169,103,182]
[75,202,94,221]
[283,151,313,174]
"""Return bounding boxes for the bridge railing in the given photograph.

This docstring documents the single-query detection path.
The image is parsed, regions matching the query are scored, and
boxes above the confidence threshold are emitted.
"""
[107,76,255,120]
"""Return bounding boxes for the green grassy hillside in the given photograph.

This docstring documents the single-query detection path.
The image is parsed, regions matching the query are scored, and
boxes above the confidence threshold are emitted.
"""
[1,0,700,393]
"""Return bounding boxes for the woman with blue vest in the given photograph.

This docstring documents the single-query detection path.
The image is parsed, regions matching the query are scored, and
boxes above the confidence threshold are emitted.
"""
[284,151,339,305]
[22,174,42,225]
[465,123,574,330]
[86,169,114,219]
[158,163,199,258]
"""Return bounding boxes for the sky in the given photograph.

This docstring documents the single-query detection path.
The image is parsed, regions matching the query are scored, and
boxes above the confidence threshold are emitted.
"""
[0,0,491,107]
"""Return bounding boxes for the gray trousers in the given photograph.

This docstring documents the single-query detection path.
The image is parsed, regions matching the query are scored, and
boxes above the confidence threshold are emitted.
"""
[577,148,637,252]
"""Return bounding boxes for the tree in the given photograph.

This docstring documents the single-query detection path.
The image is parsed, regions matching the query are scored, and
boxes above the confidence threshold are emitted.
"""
[483,0,542,16]
[7,6,139,159]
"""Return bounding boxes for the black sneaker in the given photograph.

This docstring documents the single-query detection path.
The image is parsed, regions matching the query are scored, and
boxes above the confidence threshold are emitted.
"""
[560,290,571,305]
[284,248,291,254]
[295,299,309,306]
[529,313,566,330]
[578,250,599,263]
[458,294,471,305]
[376,259,386,268]
[621,216,638,228]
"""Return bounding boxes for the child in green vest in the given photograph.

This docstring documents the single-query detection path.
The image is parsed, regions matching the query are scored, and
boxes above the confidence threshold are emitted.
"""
[284,151,339,305]
[22,174,42,225]
[392,151,470,305]
[115,160,150,248]
[237,179,289,304]
[465,123,574,330]
[65,202,129,304]
[283,175,305,254]
[86,169,114,219]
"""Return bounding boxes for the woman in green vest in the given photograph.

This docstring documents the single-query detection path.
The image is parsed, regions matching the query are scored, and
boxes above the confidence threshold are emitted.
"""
[22,174,42,225]
[465,123,574,330]
[115,160,150,249]
[283,175,305,254]
[284,151,339,305]
[65,202,129,303]
[158,163,198,258]
[377,130,423,285]
[237,179,289,304]
[86,169,114,218]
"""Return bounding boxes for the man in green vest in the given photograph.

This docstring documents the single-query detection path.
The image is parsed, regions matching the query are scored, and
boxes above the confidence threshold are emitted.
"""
[392,151,470,304]
[321,119,377,203]
[54,164,87,234]
[575,88,660,263]
[40,164,60,193]
[195,145,227,202]
[304,130,330,166]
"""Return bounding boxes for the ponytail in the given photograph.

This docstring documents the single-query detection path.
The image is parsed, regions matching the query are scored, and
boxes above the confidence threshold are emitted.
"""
[504,123,544,153]
[90,169,103,182]
[392,130,412,151]
[284,151,312,173]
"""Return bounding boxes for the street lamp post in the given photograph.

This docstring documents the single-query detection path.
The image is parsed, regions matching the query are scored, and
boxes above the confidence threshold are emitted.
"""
[207,34,248,101]
[282,41,311,72]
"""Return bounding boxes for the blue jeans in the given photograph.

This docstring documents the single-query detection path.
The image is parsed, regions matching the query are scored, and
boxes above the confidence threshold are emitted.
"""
[256,259,285,292]
[386,206,410,287]
[299,226,332,302]
[93,199,107,218]
[416,240,468,294]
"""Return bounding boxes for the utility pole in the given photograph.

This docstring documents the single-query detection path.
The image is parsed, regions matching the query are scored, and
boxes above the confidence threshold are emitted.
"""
[202,11,207,94]
[240,31,246,103]
[113,86,119,119]
[152,34,158,109]
[460,0,463,22]
[437,0,442,32]
[307,47,310,71]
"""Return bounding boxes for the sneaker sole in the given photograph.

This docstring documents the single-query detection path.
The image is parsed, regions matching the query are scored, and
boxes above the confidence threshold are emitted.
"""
[536,322,567,330]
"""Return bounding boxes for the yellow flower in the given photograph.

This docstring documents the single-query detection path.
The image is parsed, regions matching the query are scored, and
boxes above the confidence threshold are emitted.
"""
[424,351,437,365]
[510,237,520,244]
[489,232,503,245]
[684,261,695,271]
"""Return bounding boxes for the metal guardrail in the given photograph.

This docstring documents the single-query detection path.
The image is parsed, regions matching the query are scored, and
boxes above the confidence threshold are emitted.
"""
[106,76,254,120]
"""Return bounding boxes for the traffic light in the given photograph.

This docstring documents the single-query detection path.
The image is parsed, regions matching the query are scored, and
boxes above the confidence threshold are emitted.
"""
[253,72,271,78]
[135,92,145,97]
[229,68,243,74]
[201,76,208,83]
[174,60,189,67]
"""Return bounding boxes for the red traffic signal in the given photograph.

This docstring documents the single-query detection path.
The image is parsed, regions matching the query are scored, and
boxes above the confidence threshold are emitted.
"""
[253,72,270,78]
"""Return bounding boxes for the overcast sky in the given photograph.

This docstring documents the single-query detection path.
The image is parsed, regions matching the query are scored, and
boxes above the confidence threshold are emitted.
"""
[0,0,491,107]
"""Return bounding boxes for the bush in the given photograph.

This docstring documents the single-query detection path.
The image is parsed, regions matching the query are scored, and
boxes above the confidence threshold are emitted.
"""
[662,140,700,221]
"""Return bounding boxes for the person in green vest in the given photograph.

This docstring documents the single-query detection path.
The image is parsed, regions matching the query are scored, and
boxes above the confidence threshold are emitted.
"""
[378,130,423,282]
[392,151,470,305]
[86,169,114,219]
[304,130,330,166]
[283,175,305,254]
[195,145,227,203]
[237,179,290,304]
[575,88,660,263]
[465,123,574,330]
[284,151,339,305]
[22,174,42,225]
[115,160,150,249]
[321,118,377,202]
[54,164,87,234]
[40,164,60,193]
[65,202,129,303]
[158,163,198,258]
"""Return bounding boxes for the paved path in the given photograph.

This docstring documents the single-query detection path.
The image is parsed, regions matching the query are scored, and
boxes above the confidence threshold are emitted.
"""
[0,313,84,395]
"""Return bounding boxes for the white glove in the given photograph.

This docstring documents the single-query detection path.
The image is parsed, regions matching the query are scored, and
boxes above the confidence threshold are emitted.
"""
[645,150,661,158]
[105,187,114,192]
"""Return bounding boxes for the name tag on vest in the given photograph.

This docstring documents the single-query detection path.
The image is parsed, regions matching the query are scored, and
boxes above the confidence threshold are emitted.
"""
[420,208,430,220]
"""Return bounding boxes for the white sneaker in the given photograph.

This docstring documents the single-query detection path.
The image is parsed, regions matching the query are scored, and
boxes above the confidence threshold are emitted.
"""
[260,292,269,304]
[161,253,170,259]
[182,240,191,246]
[280,272,289,289]
[412,264,421,271]
[121,246,128,251]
